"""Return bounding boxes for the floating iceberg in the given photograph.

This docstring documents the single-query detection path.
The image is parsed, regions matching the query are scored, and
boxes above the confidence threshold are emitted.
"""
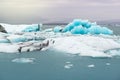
[7,35,27,43]
[54,19,113,35]
[0,23,42,33]
[22,24,41,32]
[0,39,55,53]
[51,35,120,57]
[0,21,119,58]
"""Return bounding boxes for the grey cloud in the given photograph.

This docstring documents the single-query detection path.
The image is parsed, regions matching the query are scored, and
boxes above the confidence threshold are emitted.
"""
[0,0,120,23]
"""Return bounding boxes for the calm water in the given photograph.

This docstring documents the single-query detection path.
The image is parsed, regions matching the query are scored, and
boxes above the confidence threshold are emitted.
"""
[0,25,120,80]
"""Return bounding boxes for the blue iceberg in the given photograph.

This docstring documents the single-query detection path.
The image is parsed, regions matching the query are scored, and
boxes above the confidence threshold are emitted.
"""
[71,26,88,34]
[10,37,27,43]
[22,24,41,32]
[53,26,63,33]
[54,19,113,35]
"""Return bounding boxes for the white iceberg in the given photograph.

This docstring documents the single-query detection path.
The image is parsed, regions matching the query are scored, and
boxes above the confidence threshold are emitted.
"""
[51,35,120,57]
[0,23,42,33]
[0,39,55,53]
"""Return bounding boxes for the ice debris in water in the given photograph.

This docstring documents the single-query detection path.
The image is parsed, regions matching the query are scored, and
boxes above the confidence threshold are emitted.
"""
[54,19,113,35]
[88,64,95,68]
[64,62,73,69]
[12,58,35,63]
[106,63,111,65]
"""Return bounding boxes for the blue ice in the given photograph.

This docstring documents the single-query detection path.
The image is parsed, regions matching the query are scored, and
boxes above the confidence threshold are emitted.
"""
[10,37,27,43]
[53,26,63,33]
[22,24,40,32]
[54,19,113,35]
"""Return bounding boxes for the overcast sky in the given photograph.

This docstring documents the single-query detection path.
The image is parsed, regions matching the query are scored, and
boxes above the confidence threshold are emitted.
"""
[0,0,120,24]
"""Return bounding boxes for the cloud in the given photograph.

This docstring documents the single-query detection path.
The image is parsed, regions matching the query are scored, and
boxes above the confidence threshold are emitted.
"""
[0,0,120,23]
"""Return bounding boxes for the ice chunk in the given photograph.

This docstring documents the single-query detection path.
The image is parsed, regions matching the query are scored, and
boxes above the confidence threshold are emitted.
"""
[0,23,42,33]
[12,58,35,63]
[53,26,63,33]
[22,24,41,32]
[64,63,73,69]
[106,63,110,65]
[88,64,95,68]
[54,19,113,35]
[0,38,55,53]
[52,35,120,57]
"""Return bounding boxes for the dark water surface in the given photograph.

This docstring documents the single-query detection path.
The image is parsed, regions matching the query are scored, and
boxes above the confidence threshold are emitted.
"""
[0,25,120,80]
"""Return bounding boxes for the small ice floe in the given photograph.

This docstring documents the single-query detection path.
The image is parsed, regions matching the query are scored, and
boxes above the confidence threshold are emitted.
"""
[12,58,35,63]
[106,63,111,66]
[64,62,73,69]
[88,64,95,68]
[64,64,73,69]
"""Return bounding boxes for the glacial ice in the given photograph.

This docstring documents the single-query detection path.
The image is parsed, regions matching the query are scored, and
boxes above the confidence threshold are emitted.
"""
[7,35,27,43]
[54,19,113,35]
[53,26,63,33]
[22,24,41,32]
[12,58,35,63]
[51,35,120,57]
[0,38,55,53]
[0,22,120,58]
[0,23,42,33]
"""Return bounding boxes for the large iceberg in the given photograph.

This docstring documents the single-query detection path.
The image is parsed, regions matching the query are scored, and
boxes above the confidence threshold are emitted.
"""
[0,21,120,58]
[54,19,113,35]
[51,35,120,57]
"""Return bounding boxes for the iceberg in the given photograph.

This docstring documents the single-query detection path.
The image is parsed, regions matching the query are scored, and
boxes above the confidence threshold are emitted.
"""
[51,35,120,57]
[0,23,42,33]
[0,39,55,53]
[0,21,119,58]
[54,19,113,35]
[22,24,41,32]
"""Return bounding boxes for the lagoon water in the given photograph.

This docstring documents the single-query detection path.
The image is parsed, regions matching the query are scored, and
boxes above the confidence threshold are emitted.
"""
[0,24,120,80]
